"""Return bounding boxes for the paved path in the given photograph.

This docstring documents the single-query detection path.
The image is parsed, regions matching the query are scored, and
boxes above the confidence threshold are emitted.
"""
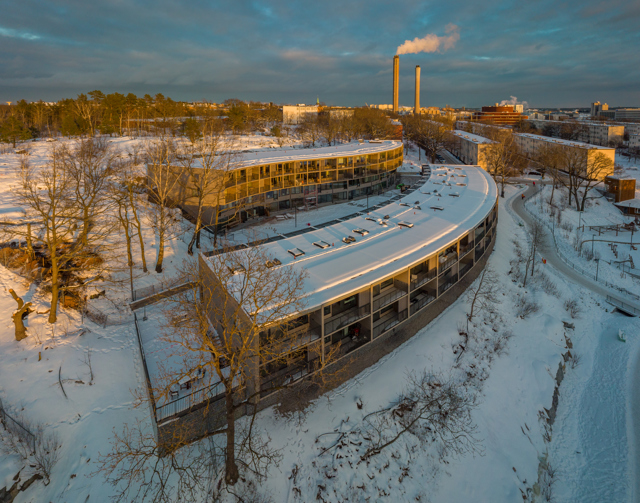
[511,184,640,311]
[511,183,640,503]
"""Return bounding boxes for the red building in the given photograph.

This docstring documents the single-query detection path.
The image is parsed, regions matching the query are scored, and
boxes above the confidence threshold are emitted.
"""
[472,104,525,126]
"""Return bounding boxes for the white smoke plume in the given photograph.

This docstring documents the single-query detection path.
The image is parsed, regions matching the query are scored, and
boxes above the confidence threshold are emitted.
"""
[500,96,529,110]
[396,24,460,55]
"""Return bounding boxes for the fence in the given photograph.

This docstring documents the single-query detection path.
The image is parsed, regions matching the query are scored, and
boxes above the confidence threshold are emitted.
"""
[132,312,157,420]
[0,397,36,454]
[84,305,134,328]
[155,380,226,423]
[133,277,187,302]
[522,189,640,305]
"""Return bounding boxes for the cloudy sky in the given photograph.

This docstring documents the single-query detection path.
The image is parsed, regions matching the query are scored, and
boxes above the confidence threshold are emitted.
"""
[1,0,639,108]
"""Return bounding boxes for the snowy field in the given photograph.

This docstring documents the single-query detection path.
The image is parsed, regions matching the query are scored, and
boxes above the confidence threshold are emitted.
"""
[0,137,639,501]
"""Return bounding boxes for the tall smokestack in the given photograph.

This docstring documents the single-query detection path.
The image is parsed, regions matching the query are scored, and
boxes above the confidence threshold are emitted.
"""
[414,65,420,115]
[392,55,399,113]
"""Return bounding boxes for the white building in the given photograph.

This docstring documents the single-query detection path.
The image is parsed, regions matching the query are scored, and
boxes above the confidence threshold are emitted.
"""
[282,104,319,125]
[526,119,624,147]
[448,130,496,169]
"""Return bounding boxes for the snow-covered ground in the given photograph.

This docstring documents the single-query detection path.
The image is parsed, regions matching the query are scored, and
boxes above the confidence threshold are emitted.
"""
[1,136,638,501]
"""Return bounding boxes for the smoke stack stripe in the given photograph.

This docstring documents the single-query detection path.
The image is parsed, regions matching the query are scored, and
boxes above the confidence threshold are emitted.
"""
[393,55,399,113]
[414,65,420,114]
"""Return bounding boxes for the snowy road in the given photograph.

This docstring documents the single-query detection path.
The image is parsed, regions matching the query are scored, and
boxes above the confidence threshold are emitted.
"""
[511,183,640,503]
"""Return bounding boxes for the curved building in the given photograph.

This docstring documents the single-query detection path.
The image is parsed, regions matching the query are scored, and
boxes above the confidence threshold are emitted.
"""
[172,140,404,229]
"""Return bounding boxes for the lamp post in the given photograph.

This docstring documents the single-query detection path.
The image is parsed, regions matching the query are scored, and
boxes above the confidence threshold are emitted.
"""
[595,257,600,282]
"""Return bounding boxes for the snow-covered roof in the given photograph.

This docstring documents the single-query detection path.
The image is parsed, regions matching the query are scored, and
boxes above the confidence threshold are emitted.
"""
[614,199,640,209]
[191,140,402,170]
[451,130,496,145]
[205,164,497,313]
[515,133,613,151]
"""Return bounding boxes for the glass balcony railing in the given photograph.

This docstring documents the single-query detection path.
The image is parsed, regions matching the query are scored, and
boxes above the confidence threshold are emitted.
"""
[324,304,370,335]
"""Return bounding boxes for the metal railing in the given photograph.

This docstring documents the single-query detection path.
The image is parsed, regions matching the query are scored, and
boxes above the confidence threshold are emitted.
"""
[410,269,437,291]
[324,304,370,335]
[606,296,640,316]
[411,294,436,314]
[156,380,227,423]
[373,309,408,338]
[0,397,36,454]
[438,255,458,273]
[373,287,406,312]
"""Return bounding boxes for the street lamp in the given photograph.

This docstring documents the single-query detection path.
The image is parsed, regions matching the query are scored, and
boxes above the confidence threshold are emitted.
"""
[595,257,600,281]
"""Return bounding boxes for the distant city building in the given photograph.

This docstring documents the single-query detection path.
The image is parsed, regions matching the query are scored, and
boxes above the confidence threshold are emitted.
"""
[319,107,355,120]
[471,104,525,125]
[282,104,319,125]
[526,119,624,147]
[514,104,524,113]
[591,101,609,117]
[597,108,640,121]
[630,134,640,150]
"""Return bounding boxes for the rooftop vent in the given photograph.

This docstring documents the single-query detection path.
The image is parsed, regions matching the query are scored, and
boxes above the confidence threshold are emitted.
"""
[227,264,246,274]
[430,206,444,211]
[288,248,305,258]
[456,183,467,187]
[313,241,331,249]
[400,203,409,207]
[342,236,356,244]
[415,205,422,210]
[353,228,369,236]
[398,221,414,228]
[414,200,420,205]
[365,217,376,222]
[383,215,390,219]
[449,192,460,197]
[378,220,388,226]
[265,258,282,268]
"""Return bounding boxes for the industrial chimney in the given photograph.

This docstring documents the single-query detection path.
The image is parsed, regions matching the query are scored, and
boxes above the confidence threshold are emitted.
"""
[414,65,420,115]
[392,55,399,113]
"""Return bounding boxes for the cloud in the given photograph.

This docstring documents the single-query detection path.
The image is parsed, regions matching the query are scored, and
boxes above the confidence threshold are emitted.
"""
[396,24,459,55]
[499,96,529,109]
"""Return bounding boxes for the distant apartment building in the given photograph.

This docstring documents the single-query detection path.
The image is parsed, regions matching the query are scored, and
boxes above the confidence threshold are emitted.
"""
[455,120,615,180]
[471,104,525,125]
[319,107,355,120]
[630,134,640,150]
[282,104,319,125]
[514,104,524,114]
[598,108,640,121]
[448,130,495,169]
[513,134,615,180]
[591,101,609,117]
[526,119,624,147]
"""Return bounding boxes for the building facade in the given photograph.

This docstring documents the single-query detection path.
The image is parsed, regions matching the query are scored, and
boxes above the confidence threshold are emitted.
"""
[202,163,498,406]
[471,104,525,125]
[448,130,495,169]
[153,141,404,230]
[282,104,319,125]
[526,119,624,147]
[604,175,636,203]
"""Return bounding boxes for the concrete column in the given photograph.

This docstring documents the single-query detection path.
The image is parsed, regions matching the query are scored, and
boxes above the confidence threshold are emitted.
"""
[393,55,399,113]
[414,65,420,115]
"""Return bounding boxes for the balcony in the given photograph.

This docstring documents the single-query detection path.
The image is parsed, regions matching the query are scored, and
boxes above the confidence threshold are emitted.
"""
[324,304,370,335]
[261,322,322,354]
[410,293,436,314]
[410,269,437,291]
[459,242,473,255]
[438,254,458,272]
[260,357,320,397]
[459,261,473,278]
[373,309,408,338]
[438,273,459,296]
[373,282,408,312]
[475,230,486,242]
[331,326,372,357]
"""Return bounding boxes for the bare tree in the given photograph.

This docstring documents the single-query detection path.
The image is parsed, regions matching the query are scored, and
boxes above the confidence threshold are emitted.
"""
[484,133,527,198]
[466,266,499,331]
[64,137,114,247]
[10,150,84,323]
[404,116,452,163]
[9,288,32,341]
[557,149,613,211]
[145,138,183,273]
[535,143,563,204]
[523,221,544,287]
[177,121,238,253]
[119,149,148,272]
[299,115,322,147]
[155,242,339,486]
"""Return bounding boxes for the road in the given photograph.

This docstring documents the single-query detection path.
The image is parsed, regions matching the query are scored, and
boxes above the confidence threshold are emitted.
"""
[512,183,640,503]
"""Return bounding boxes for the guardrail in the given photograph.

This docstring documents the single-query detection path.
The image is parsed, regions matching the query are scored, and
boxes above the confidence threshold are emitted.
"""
[521,188,640,305]
[605,296,640,316]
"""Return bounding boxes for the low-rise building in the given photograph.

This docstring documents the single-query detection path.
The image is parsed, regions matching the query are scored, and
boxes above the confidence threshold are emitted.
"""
[526,119,624,147]
[282,104,319,125]
[448,130,495,169]
[604,175,636,202]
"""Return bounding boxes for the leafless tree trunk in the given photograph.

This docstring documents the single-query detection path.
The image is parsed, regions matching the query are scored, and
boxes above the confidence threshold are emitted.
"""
[10,288,32,341]
[466,266,499,331]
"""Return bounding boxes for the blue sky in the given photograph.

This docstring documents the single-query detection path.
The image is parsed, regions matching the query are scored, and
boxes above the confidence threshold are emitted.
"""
[1,0,639,107]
